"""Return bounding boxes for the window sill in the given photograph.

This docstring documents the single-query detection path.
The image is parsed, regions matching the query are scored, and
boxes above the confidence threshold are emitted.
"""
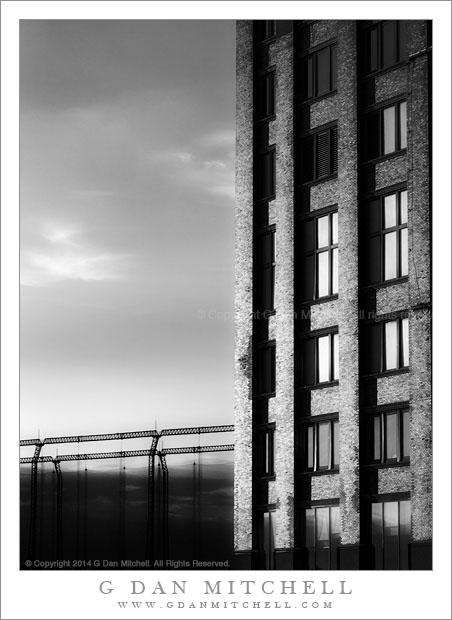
[301,468,339,477]
[295,89,337,107]
[363,277,408,290]
[253,392,276,400]
[297,173,338,189]
[298,294,339,307]
[360,148,407,167]
[298,381,339,392]
[255,114,276,125]
[255,474,276,482]
[364,368,409,379]
[360,59,409,81]
[365,461,410,470]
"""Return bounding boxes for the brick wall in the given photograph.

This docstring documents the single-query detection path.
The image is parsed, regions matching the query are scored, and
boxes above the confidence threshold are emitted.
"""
[233,20,254,553]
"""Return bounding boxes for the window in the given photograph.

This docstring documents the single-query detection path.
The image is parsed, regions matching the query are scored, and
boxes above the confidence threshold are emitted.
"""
[301,127,338,182]
[302,211,338,299]
[255,21,275,43]
[367,317,409,373]
[364,101,407,160]
[257,71,275,119]
[305,505,340,569]
[304,419,339,471]
[365,21,407,74]
[256,426,275,477]
[255,228,275,312]
[256,149,275,199]
[302,43,337,100]
[371,500,410,569]
[366,189,408,283]
[302,332,339,386]
[260,510,276,569]
[371,408,410,463]
[255,342,276,396]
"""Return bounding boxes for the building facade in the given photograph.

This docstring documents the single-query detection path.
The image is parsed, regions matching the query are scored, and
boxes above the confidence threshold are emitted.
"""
[234,20,431,570]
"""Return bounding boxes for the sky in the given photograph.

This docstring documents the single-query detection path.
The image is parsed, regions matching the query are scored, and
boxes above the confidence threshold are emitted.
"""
[20,20,236,445]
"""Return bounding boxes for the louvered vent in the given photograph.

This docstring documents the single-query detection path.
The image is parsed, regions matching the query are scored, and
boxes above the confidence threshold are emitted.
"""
[331,127,338,173]
[316,131,330,178]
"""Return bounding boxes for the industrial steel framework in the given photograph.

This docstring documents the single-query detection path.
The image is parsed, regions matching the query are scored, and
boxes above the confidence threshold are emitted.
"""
[20,425,234,563]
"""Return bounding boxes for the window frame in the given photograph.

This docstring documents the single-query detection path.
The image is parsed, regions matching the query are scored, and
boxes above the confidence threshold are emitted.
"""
[255,146,276,200]
[255,226,276,313]
[371,497,411,570]
[304,504,340,570]
[256,69,276,121]
[255,423,276,478]
[302,209,338,300]
[302,416,339,472]
[370,407,410,465]
[300,42,337,101]
[254,340,276,397]
[300,125,338,183]
[255,20,276,44]
[364,100,407,161]
[367,315,409,375]
[363,20,407,75]
[302,329,339,387]
[366,188,408,284]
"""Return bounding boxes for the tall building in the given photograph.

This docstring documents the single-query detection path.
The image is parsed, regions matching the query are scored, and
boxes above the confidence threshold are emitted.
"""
[234,20,431,570]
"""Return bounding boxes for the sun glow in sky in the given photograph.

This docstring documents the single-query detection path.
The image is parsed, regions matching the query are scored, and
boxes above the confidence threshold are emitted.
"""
[20,20,236,441]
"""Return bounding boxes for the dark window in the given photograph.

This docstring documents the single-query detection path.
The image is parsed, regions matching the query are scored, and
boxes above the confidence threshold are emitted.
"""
[364,101,407,160]
[371,499,410,569]
[255,20,276,42]
[371,408,410,463]
[256,228,275,312]
[302,211,338,299]
[301,127,338,182]
[255,342,276,396]
[365,189,408,283]
[365,21,407,74]
[302,44,337,100]
[256,426,275,477]
[259,510,276,569]
[305,419,339,471]
[367,318,409,374]
[257,71,275,119]
[305,505,340,569]
[256,149,275,199]
[302,332,339,386]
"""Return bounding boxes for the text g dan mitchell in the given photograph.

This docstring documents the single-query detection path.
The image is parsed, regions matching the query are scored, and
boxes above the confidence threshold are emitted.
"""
[99,579,352,596]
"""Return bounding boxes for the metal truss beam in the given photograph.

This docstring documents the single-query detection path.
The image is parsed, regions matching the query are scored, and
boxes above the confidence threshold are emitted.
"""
[20,444,234,464]
[20,424,234,449]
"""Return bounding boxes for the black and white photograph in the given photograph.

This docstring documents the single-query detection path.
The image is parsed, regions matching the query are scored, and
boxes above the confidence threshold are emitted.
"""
[1,2,451,619]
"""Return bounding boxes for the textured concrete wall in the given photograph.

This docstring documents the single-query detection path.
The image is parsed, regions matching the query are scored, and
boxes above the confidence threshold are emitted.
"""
[311,20,337,47]
[376,282,409,315]
[377,374,410,405]
[273,31,295,551]
[310,178,338,211]
[234,20,254,552]
[310,299,339,331]
[310,96,338,129]
[407,24,431,542]
[336,22,360,547]
[378,467,411,494]
[311,386,339,416]
[311,474,340,501]
[374,155,407,190]
[375,67,407,103]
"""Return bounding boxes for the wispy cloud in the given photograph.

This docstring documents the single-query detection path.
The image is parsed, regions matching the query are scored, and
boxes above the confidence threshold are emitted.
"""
[21,224,131,286]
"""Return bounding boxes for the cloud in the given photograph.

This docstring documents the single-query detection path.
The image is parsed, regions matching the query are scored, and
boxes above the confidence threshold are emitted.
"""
[203,160,227,169]
[208,185,235,200]
[21,224,131,286]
